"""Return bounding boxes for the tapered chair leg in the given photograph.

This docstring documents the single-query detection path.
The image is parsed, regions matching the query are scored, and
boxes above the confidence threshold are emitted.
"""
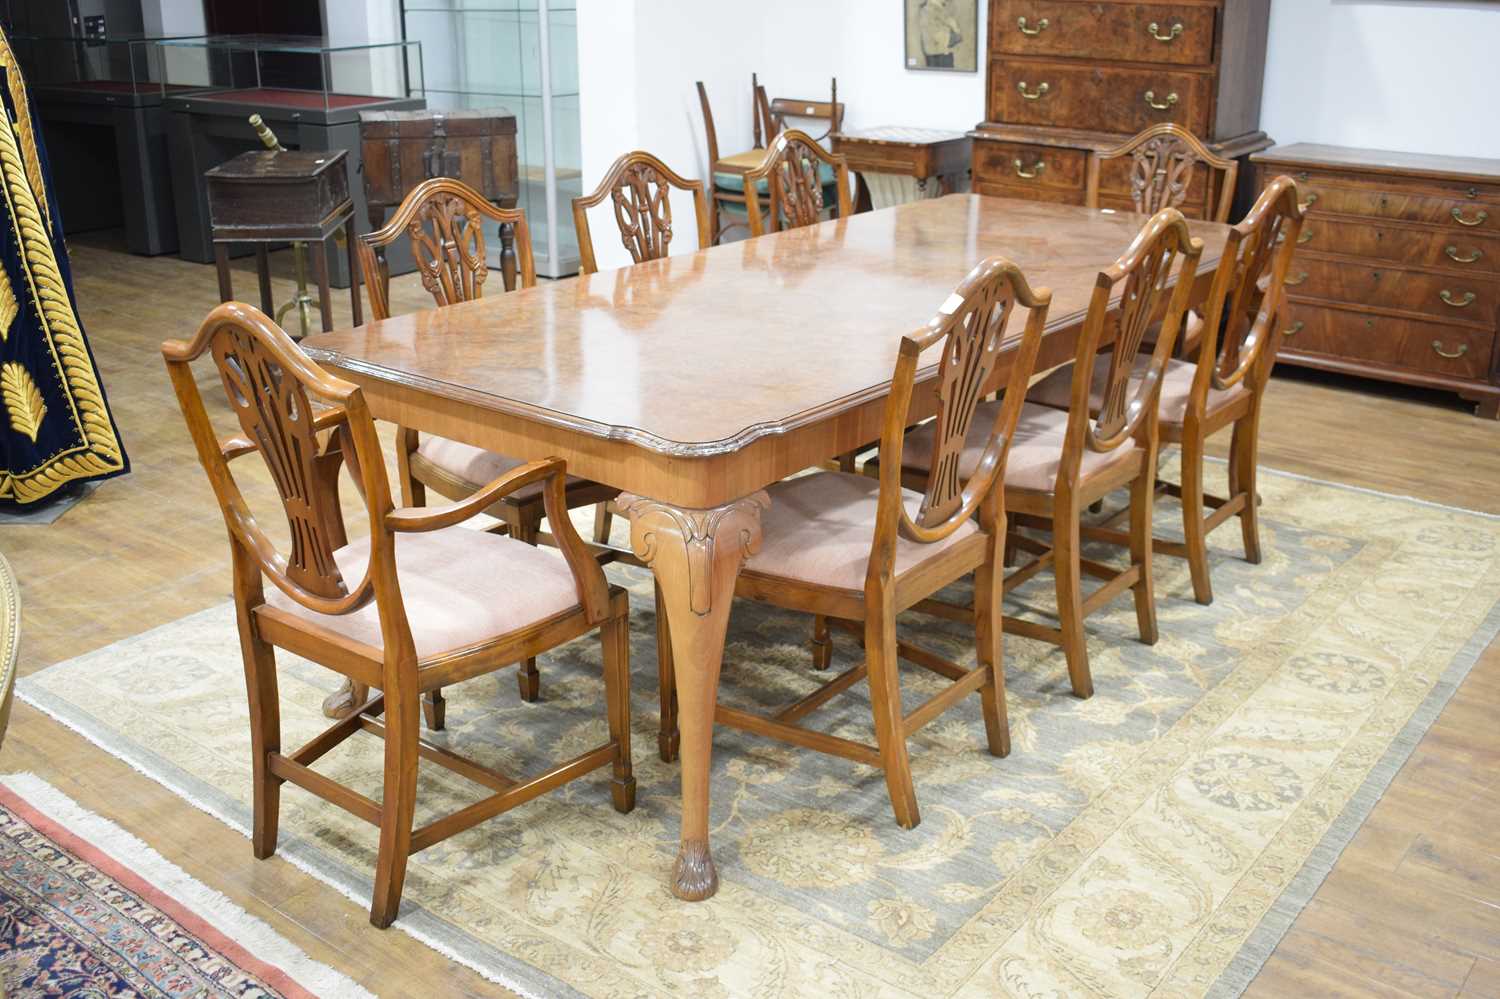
[1051,495,1092,699]
[235,553,282,860]
[395,431,425,508]
[593,504,614,545]
[1129,467,1160,645]
[1230,408,1264,564]
[655,582,679,763]
[1179,430,1214,605]
[973,552,1010,758]
[421,689,446,731]
[865,595,919,828]
[370,675,419,929]
[513,512,543,702]
[600,602,637,813]
[811,614,832,670]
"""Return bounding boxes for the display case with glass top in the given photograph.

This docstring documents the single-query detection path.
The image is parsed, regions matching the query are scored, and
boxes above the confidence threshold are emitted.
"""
[157,35,426,126]
[9,32,205,107]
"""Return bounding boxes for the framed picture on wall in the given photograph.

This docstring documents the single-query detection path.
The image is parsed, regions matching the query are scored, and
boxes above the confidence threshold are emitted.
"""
[904,0,979,73]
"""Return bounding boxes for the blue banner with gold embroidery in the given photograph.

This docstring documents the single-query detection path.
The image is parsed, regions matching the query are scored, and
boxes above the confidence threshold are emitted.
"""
[0,29,128,505]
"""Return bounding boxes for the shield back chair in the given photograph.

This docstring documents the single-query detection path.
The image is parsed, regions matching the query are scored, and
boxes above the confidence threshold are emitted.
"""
[356,176,619,722]
[162,302,634,929]
[1087,123,1239,224]
[697,78,772,245]
[653,258,1051,828]
[896,210,1204,699]
[571,150,712,276]
[743,128,854,237]
[1048,177,1307,604]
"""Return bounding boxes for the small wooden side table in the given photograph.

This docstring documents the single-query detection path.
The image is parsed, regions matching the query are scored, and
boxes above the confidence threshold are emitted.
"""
[205,149,362,336]
[832,127,972,211]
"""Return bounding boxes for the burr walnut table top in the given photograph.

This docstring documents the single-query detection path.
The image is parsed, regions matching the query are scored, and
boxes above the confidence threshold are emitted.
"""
[303,194,1230,469]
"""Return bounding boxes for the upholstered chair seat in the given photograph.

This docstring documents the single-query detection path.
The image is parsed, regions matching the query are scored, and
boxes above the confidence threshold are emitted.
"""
[744,473,979,592]
[266,527,581,660]
[414,436,592,504]
[1025,350,1248,427]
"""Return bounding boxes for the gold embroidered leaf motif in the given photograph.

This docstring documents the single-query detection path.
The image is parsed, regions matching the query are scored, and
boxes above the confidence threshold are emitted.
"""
[1,362,45,441]
[0,273,16,340]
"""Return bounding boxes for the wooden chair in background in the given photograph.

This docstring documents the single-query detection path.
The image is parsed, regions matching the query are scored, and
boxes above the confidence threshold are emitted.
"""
[162,302,634,928]
[1086,123,1239,223]
[655,258,1050,828]
[356,177,618,720]
[697,79,771,245]
[743,128,853,237]
[756,76,844,146]
[897,210,1204,699]
[571,150,711,276]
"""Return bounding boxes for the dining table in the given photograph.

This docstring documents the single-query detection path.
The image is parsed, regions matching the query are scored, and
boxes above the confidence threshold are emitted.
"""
[300,193,1233,902]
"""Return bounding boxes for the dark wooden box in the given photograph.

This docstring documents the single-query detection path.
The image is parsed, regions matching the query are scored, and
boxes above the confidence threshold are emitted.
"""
[359,108,519,226]
[205,150,351,241]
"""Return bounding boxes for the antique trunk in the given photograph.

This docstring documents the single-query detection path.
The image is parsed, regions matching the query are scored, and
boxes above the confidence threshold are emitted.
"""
[972,0,1273,220]
[1254,144,1500,419]
[359,108,519,229]
[204,150,351,241]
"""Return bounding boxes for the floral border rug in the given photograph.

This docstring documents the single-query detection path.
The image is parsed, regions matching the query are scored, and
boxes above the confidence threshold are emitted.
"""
[0,773,370,998]
[18,461,1500,999]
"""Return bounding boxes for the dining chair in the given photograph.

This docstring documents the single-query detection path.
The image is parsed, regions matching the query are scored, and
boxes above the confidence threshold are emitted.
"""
[1040,177,1307,605]
[1087,122,1239,223]
[696,79,772,245]
[756,76,844,146]
[571,150,711,276]
[162,302,634,928]
[356,176,618,720]
[653,257,1050,828]
[743,128,854,237]
[895,210,1204,699]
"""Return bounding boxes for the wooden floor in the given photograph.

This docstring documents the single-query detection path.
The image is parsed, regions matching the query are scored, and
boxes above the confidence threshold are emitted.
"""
[5,232,1499,998]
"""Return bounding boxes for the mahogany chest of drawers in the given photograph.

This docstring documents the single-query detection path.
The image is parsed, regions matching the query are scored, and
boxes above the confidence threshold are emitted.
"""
[1253,144,1500,419]
[972,0,1273,219]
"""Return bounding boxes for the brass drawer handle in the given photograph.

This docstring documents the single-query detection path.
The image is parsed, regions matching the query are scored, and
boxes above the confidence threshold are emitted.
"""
[1013,158,1046,179]
[1440,289,1477,308]
[1302,193,1319,207]
[1447,245,1484,264]
[1017,16,1049,35]
[1283,321,1305,337]
[1148,21,1184,43]
[1017,81,1050,101]
[1285,271,1309,287]
[1281,227,1314,246]
[1144,90,1178,111]
[1452,207,1489,227]
[1432,340,1469,359]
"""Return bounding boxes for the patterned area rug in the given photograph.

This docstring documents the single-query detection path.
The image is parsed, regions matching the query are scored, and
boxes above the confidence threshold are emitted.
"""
[17,461,1500,999]
[0,773,370,998]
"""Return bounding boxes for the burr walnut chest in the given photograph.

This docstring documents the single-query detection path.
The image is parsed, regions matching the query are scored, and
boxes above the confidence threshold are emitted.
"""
[1254,144,1500,420]
[972,0,1272,219]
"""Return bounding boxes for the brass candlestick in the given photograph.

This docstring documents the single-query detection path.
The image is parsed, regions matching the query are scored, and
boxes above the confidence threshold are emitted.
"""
[248,114,322,339]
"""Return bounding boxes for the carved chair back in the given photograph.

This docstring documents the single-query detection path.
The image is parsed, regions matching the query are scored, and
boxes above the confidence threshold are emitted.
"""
[1086,123,1240,223]
[1186,175,1307,417]
[571,151,711,275]
[357,177,536,322]
[1062,209,1203,476]
[163,303,401,626]
[758,77,843,145]
[875,257,1051,560]
[743,128,853,237]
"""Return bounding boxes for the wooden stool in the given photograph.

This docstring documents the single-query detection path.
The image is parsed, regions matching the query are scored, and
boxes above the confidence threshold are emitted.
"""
[206,149,362,338]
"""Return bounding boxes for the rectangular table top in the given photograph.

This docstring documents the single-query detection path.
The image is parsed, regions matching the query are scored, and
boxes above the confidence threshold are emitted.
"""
[303,195,1229,465]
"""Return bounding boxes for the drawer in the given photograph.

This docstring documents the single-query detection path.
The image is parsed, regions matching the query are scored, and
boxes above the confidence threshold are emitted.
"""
[1284,258,1500,327]
[1289,180,1500,232]
[973,140,1087,191]
[1297,218,1500,276]
[974,179,1087,205]
[1261,164,1500,207]
[989,59,1213,136]
[1281,302,1496,382]
[992,1,1216,66]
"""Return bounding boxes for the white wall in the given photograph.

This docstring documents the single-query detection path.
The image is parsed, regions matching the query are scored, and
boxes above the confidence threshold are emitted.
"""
[1262,0,1500,159]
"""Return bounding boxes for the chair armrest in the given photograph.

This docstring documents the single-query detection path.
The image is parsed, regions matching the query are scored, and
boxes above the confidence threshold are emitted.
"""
[385,458,565,534]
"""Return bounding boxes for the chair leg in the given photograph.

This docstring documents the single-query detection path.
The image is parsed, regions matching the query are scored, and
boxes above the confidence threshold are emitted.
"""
[592,503,614,545]
[973,541,1010,758]
[601,605,636,813]
[811,614,832,670]
[421,689,445,731]
[866,594,919,828]
[369,671,419,929]
[1129,468,1160,646]
[1230,408,1264,565]
[395,432,425,508]
[513,512,543,703]
[1052,496,1092,699]
[234,553,281,860]
[1180,430,1214,606]
[655,582,680,762]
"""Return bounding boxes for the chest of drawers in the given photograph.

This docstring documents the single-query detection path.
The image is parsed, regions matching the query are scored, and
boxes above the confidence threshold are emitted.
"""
[1253,144,1500,419]
[972,0,1272,220]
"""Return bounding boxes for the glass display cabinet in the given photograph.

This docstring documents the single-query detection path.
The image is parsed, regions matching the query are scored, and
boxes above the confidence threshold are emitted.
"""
[10,31,202,107]
[402,1,581,277]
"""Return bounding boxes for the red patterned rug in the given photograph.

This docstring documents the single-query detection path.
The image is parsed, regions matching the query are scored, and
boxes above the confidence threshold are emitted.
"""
[0,774,370,998]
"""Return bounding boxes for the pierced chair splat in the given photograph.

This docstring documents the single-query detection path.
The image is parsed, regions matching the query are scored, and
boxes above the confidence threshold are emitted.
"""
[1087,122,1240,224]
[571,150,711,276]
[744,128,854,237]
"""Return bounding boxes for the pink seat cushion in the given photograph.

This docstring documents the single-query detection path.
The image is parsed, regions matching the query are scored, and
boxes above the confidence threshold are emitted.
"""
[743,472,979,593]
[264,526,581,659]
[416,435,526,486]
[901,401,1140,494]
[1027,353,1248,427]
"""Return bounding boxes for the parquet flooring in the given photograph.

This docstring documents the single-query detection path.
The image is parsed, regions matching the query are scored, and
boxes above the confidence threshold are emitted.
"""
[5,231,1498,998]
